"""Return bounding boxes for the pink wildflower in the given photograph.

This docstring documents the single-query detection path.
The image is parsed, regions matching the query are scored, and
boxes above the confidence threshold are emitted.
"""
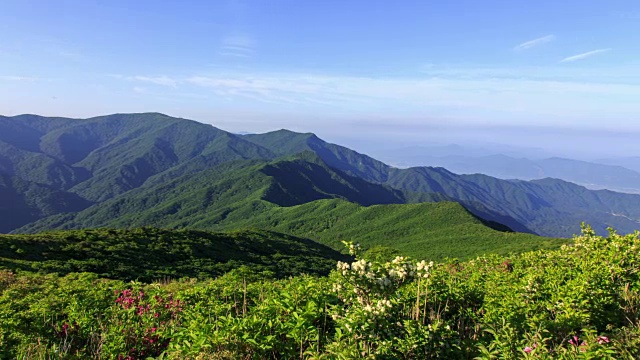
[597,336,610,344]
[579,341,587,352]
[524,346,533,354]
[569,335,580,346]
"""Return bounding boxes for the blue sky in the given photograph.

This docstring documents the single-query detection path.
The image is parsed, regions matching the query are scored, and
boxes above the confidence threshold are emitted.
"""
[1,0,639,158]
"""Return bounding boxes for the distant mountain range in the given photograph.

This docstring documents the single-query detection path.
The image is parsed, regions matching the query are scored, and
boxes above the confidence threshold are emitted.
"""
[2,113,640,252]
[381,153,640,194]
[595,156,640,175]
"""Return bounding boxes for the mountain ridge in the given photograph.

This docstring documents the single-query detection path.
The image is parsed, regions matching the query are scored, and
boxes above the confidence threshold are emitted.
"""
[2,112,640,240]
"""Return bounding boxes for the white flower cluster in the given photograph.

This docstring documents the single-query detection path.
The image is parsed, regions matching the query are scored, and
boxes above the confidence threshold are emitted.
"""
[351,259,370,275]
[348,243,361,255]
[385,256,412,280]
[337,259,379,280]
[336,256,435,293]
[375,277,392,288]
[331,249,441,351]
[337,261,351,276]
[384,257,434,281]
[362,299,393,315]
[341,241,362,256]
[416,260,435,279]
[522,277,540,301]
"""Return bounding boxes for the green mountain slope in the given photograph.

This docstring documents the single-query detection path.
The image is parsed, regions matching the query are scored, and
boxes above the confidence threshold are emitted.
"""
[14,153,563,260]
[14,159,273,232]
[244,130,390,182]
[0,115,74,153]
[259,151,426,206]
[212,199,566,260]
[0,113,276,202]
[245,130,640,237]
[0,141,91,190]
[3,112,640,239]
[0,228,348,281]
[58,114,274,202]
[17,153,441,232]
[0,175,92,233]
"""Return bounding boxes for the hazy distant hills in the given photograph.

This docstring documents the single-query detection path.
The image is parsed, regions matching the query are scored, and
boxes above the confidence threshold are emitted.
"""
[388,153,640,194]
[2,113,640,249]
[372,144,556,165]
[595,156,640,175]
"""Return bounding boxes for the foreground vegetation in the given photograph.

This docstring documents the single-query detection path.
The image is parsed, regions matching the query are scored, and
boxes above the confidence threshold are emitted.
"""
[0,228,347,282]
[6,206,566,269]
[1,225,639,359]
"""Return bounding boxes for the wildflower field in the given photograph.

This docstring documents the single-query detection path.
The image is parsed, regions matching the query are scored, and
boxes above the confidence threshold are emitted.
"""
[1,225,640,359]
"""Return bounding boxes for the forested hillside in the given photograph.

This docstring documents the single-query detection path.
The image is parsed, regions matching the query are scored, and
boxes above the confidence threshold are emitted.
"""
[0,228,347,281]
[3,113,640,242]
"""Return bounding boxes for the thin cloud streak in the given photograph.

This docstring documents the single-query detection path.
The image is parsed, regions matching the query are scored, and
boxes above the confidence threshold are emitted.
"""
[219,34,254,57]
[218,51,251,58]
[133,75,178,87]
[109,74,179,87]
[560,49,611,62]
[112,65,640,129]
[1,75,39,81]
[182,71,640,120]
[513,35,555,51]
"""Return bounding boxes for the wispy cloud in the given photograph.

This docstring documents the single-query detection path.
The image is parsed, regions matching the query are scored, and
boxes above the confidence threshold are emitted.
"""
[560,49,611,62]
[132,75,177,87]
[112,63,640,132]
[0,76,38,81]
[187,76,311,104]
[182,69,640,120]
[133,86,147,94]
[219,34,254,57]
[513,35,555,51]
[58,50,86,62]
[218,51,251,58]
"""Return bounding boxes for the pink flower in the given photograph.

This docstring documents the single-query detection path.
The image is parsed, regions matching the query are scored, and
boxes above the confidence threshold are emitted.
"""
[597,336,610,344]
[569,335,580,346]
[524,346,533,354]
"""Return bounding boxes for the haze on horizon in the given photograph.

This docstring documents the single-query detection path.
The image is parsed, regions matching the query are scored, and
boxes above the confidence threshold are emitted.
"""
[1,0,639,159]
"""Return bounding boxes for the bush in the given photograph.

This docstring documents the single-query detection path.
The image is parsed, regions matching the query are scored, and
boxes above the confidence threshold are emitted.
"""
[1,225,639,358]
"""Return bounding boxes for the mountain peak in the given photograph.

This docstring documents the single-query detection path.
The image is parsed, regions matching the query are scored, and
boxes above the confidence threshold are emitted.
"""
[267,129,319,138]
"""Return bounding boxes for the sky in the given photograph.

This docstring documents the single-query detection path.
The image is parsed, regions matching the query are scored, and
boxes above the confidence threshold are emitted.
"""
[1,0,639,159]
